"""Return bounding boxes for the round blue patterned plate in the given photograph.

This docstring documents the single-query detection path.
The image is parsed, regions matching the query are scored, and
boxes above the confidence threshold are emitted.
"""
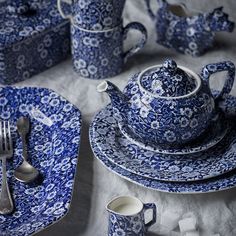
[118,114,228,155]
[0,87,81,236]
[90,119,236,194]
[92,105,236,182]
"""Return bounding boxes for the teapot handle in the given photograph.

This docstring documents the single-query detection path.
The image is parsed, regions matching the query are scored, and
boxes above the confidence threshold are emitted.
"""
[201,61,235,105]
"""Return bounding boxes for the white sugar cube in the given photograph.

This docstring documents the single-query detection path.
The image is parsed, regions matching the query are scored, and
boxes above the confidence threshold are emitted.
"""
[179,217,197,232]
[170,231,181,236]
[182,212,196,219]
[185,231,200,236]
[160,210,181,230]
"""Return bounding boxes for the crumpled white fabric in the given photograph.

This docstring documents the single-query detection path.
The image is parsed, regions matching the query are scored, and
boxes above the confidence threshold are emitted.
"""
[12,0,236,235]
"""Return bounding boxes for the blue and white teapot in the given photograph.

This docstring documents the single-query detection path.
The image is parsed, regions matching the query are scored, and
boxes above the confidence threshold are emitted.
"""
[97,59,235,146]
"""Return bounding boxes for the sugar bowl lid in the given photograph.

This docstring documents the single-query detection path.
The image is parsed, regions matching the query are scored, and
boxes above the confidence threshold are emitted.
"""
[138,59,199,97]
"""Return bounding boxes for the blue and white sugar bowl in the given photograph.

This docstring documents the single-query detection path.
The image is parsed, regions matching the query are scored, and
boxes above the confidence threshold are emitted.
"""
[97,59,235,146]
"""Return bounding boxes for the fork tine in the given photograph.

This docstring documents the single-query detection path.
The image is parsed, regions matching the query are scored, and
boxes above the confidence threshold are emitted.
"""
[3,121,7,151]
[7,121,12,151]
[0,121,2,152]
[0,121,4,152]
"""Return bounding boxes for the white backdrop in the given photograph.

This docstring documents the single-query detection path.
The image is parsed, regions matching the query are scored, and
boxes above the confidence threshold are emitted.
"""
[14,0,236,235]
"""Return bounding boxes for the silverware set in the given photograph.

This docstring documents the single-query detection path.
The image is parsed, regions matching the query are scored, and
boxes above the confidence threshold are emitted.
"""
[0,117,39,215]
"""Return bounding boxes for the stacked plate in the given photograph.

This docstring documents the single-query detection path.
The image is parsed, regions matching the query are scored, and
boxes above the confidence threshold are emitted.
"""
[90,92,236,194]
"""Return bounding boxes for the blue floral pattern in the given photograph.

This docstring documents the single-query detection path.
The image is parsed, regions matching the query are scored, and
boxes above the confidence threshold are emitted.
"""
[91,104,236,182]
[0,87,81,236]
[101,60,235,146]
[108,202,156,236]
[145,0,235,56]
[90,94,236,193]
[119,113,228,155]
[58,0,126,30]
[140,59,197,97]
[0,0,70,84]
[71,22,147,79]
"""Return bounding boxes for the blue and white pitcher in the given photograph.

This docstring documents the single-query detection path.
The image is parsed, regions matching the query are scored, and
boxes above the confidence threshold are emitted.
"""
[145,0,235,56]
[106,196,156,236]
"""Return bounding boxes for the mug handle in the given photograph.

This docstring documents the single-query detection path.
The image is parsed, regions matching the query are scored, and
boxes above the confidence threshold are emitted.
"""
[123,22,147,63]
[201,61,235,105]
[57,0,72,21]
[143,203,157,229]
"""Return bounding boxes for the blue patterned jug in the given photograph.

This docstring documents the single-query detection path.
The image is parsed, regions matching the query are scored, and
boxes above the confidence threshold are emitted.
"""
[145,0,235,56]
[106,196,156,236]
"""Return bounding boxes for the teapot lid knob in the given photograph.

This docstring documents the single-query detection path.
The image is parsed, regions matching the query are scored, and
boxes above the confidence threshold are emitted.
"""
[163,59,177,74]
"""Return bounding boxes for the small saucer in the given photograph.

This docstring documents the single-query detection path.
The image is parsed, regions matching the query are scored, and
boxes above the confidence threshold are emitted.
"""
[91,104,236,182]
[118,115,228,155]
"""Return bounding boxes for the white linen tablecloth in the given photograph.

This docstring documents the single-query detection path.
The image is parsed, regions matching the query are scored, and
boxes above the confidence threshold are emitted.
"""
[13,0,236,235]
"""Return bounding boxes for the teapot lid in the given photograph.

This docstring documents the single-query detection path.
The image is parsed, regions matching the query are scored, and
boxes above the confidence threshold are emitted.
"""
[139,59,199,97]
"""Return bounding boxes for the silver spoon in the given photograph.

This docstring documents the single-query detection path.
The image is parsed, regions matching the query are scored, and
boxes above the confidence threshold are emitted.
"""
[14,117,39,183]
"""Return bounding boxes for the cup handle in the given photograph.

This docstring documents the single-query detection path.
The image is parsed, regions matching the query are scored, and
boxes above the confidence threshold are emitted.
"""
[143,203,157,229]
[123,22,147,62]
[201,61,235,106]
[57,0,72,20]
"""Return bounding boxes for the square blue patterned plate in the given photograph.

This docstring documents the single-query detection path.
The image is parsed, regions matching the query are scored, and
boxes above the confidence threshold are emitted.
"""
[0,86,81,236]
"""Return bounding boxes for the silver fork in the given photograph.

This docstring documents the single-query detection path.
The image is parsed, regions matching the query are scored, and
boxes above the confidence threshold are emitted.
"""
[0,121,14,214]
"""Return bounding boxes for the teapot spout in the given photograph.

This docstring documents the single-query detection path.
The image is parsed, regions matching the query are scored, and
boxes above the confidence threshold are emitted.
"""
[97,81,129,123]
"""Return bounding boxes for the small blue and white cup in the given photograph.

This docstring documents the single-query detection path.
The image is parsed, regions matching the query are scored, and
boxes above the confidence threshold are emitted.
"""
[70,22,147,79]
[57,0,126,30]
[106,196,156,236]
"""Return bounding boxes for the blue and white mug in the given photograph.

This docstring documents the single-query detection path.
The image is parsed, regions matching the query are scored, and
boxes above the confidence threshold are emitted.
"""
[57,0,126,30]
[71,22,147,79]
[106,196,156,236]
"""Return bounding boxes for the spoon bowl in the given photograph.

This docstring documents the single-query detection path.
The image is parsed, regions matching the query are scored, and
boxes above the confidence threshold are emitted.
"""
[14,161,39,183]
[14,117,39,183]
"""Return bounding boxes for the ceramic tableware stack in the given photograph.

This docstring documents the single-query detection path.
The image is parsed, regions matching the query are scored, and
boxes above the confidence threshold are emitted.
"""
[57,0,148,79]
[90,59,236,194]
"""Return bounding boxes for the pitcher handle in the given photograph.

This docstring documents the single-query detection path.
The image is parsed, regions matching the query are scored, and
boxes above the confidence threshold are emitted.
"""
[123,22,147,62]
[144,0,156,20]
[201,61,235,105]
[143,203,157,229]
[144,0,166,19]
[57,0,72,21]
